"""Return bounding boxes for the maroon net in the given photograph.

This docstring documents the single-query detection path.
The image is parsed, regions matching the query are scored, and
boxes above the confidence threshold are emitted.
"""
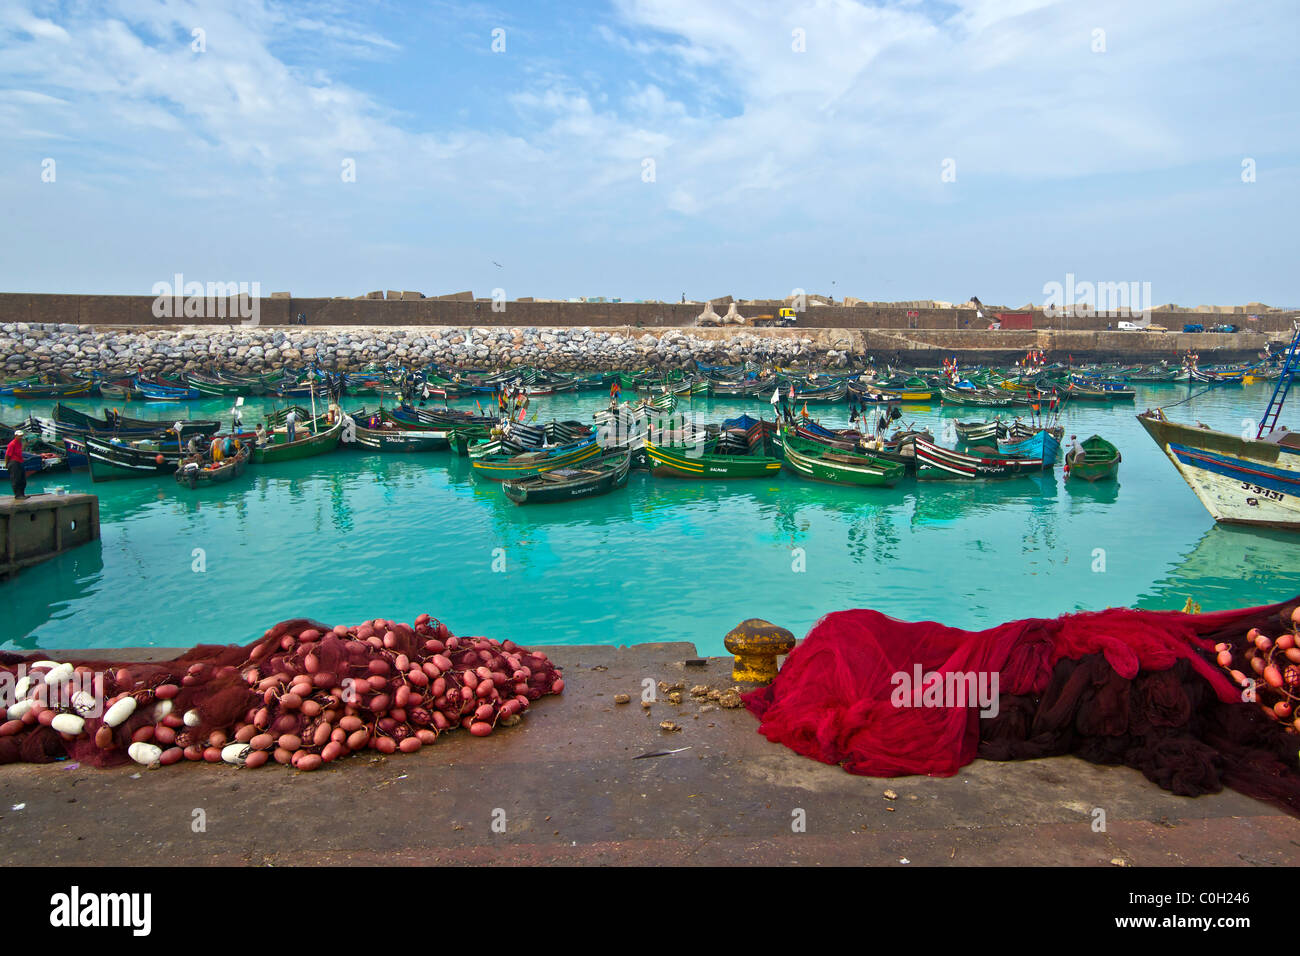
[744,597,1300,815]
[0,613,563,770]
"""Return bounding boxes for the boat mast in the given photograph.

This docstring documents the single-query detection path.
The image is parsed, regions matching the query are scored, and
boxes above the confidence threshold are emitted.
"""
[1256,322,1300,439]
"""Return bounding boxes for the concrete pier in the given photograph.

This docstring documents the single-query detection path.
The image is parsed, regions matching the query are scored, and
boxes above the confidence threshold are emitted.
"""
[3,641,1297,866]
[0,493,99,580]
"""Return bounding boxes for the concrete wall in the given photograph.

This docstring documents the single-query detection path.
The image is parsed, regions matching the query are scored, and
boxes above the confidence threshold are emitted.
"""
[2,293,1296,334]
[0,494,100,580]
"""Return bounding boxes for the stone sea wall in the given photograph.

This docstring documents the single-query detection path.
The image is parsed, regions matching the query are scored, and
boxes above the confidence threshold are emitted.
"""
[0,323,1274,378]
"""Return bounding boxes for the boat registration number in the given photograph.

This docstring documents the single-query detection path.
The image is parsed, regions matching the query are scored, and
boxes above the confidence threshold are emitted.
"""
[1241,482,1284,502]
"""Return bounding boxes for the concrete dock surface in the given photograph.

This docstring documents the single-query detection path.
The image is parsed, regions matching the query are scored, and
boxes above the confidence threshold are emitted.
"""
[2,642,1298,867]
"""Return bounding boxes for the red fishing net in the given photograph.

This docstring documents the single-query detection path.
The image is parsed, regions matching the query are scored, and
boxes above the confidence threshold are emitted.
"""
[0,614,563,770]
[744,598,1300,814]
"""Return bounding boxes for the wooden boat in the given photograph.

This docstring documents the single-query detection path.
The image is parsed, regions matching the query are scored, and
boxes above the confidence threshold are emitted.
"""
[996,429,1061,462]
[502,451,631,504]
[1138,411,1299,529]
[1064,435,1121,482]
[136,378,200,401]
[251,419,343,464]
[10,380,95,400]
[344,412,449,452]
[955,420,998,442]
[914,437,1051,480]
[470,437,602,481]
[86,437,186,481]
[175,443,251,489]
[1064,381,1136,402]
[646,417,780,479]
[51,404,222,439]
[779,430,904,487]
[940,386,1013,407]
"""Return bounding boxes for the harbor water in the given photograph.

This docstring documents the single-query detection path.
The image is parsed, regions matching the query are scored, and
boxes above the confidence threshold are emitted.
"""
[2,382,1296,654]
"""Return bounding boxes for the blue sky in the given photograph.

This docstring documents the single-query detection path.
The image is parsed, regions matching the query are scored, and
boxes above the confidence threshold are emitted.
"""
[1,0,1296,306]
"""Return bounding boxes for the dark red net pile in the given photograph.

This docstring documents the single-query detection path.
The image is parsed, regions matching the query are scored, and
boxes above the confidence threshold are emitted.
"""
[0,614,563,770]
[744,597,1300,815]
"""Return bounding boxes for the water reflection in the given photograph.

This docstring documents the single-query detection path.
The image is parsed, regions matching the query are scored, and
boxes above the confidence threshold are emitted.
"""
[1139,525,1300,611]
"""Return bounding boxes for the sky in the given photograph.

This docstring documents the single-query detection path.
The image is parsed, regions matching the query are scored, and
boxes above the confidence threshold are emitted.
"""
[0,0,1296,307]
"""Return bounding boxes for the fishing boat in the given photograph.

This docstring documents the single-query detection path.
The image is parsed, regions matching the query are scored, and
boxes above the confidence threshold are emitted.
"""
[342,410,449,452]
[470,436,602,481]
[10,380,96,400]
[502,450,631,504]
[940,386,1013,407]
[252,418,343,465]
[1064,435,1121,482]
[86,436,187,481]
[175,443,251,489]
[778,429,904,487]
[914,437,1052,480]
[1137,325,1299,529]
[954,420,998,442]
[645,415,780,479]
[135,378,200,401]
[996,429,1061,462]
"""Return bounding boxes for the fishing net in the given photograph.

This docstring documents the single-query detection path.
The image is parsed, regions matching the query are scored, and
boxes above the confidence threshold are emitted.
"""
[744,597,1300,815]
[0,614,563,770]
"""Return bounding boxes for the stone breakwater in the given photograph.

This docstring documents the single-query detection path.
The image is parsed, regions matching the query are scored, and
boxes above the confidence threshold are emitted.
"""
[0,323,1271,377]
[0,324,843,377]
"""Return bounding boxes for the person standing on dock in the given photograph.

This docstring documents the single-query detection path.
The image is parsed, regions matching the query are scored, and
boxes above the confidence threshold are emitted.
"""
[5,429,28,499]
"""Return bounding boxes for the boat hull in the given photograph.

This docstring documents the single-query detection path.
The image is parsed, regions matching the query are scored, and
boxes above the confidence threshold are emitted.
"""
[251,422,343,464]
[503,452,630,503]
[1137,413,1300,529]
[645,441,781,478]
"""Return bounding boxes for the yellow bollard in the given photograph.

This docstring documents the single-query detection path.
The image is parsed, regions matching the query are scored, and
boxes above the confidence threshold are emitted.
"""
[724,619,796,684]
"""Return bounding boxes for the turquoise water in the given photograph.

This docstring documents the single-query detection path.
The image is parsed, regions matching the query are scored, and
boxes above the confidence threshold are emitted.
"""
[3,384,1297,654]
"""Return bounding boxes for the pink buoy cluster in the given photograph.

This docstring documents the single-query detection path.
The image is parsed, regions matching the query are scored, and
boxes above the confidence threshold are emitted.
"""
[0,614,564,769]
[1214,604,1300,730]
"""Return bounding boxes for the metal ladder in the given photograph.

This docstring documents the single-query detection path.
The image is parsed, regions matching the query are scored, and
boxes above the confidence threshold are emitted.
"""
[1257,322,1300,439]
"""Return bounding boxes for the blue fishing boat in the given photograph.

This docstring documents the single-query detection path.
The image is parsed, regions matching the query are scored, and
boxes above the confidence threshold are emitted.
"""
[996,429,1061,462]
[136,378,200,401]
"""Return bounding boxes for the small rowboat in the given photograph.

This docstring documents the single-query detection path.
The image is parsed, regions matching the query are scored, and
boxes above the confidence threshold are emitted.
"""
[996,429,1061,462]
[779,431,904,487]
[1064,435,1121,482]
[914,437,1050,480]
[955,420,998,442]
[175,443,251,489]
[502,451,631,504]
[251,419,343,464]
[343,412,449,451]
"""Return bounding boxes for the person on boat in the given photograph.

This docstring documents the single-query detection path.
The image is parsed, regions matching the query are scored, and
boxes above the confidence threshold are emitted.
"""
[1067,435,1084,463]
[210,437,225,462]
[420,381,430,407]
[285,409,297,443]
[5,429,28,499]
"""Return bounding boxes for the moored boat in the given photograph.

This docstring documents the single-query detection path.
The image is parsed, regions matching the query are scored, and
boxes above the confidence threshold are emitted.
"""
[1064,435,1121,482]
[1138,325,1299,529]
[175,443,251,489]
[778,429,905,487]
[914,437,1052,480]
[251,419,344,464]
[502,450,631,504]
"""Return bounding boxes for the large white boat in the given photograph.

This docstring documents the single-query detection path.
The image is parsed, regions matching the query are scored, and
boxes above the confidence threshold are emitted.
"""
[1138,324,1300,530]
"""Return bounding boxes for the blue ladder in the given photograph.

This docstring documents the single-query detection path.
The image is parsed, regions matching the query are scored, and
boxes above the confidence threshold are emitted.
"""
[1257,322,1300,439]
